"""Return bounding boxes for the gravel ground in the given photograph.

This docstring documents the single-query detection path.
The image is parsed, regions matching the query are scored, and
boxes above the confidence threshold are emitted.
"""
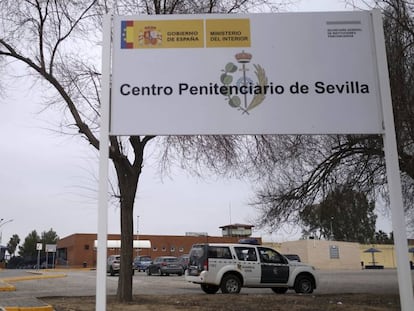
[43,293,401,311]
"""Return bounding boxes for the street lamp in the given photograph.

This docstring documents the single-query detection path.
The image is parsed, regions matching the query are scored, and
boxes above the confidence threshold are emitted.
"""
[0,218,14,245]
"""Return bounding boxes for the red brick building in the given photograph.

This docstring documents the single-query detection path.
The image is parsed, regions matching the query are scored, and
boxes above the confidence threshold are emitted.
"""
[57,232,261,268]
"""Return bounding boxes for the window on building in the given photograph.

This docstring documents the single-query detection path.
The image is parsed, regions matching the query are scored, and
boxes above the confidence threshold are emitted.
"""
[170,246,175,252]
[162,246,166,252]
[179,247,184,252]
[84,244,89,250]
[329,245,340,259]
[152,246,158,252]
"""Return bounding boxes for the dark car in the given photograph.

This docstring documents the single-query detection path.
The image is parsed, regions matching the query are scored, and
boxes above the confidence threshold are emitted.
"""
[133,255,152,272]
[178,254,189,271]
[146,256,184,276]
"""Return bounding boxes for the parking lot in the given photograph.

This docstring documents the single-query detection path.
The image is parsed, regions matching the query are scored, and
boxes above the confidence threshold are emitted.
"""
[1,268,410,299]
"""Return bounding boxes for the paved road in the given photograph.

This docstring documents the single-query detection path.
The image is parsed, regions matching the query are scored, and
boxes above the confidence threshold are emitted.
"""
[1,268,411,300]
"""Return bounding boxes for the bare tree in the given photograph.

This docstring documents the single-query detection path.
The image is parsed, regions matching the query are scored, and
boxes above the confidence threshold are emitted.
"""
[0,0,288,302]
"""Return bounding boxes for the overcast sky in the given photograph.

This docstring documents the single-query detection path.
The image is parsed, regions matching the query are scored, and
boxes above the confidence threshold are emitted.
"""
[1,0,388,247]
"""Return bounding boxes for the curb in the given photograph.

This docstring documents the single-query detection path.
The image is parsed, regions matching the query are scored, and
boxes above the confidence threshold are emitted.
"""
[0,297,54,311]
[0,271,66,310]
[0,270,67,291]
[1,272,67,285]
[0,281,15,292]
[0,274,66,291]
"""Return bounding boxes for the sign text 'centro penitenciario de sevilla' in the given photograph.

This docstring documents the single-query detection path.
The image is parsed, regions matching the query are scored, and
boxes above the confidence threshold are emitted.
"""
[110,12,384,135]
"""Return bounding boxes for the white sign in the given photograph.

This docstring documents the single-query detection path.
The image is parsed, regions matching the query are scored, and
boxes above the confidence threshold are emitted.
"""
[110,12,384,135]
[45,244,57,253]
[36,243,43,251]
[93,240,151,249]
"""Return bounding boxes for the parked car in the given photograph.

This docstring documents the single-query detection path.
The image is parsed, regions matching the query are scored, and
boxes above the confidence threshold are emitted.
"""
[134,255,152,272]
[283,254,301,262]
[107,255,135,276]
[178,254,189,271]
[107,255,120,276]
[146,256,184,276]
[185,243,318,294]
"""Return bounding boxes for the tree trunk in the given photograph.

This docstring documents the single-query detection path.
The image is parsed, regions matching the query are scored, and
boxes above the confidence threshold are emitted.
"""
[117,192,134,302]
[113,154,141,302]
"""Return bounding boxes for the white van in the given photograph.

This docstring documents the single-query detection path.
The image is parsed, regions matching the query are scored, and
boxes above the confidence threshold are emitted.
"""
[185,243,318,294]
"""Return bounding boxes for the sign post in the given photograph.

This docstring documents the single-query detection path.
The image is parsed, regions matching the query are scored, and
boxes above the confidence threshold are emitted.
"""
[96,13,112,311]
[36,243,42,270]
[45,244,57,269]
[98,10,414,310]
[372,10,414,311]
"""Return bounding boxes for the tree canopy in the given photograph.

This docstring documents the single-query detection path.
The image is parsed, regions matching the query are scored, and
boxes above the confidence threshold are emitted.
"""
[300,187,377,243]
[18,230,40,260]
[17,228,59,260]
[41,228,59,245]
[6,234,20,258]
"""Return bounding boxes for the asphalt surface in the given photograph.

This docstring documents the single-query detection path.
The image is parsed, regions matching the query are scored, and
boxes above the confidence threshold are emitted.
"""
[0,268,412,310]
[0,269,68,310]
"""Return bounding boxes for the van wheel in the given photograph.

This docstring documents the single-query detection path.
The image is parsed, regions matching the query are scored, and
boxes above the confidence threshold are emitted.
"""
[271,287,288,294]
[220,274,241,294]
[201,284,219,294]
[294,275,314,294]
[146,269,151,276]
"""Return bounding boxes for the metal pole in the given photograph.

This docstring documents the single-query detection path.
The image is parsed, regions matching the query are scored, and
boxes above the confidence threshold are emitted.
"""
[96,13,112,311]
[37,249,40,271]
[372,9,414,311]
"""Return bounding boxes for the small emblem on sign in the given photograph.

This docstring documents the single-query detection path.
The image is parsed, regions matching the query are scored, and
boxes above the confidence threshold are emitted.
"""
[220,51,267,114]
[139,26,162,46]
